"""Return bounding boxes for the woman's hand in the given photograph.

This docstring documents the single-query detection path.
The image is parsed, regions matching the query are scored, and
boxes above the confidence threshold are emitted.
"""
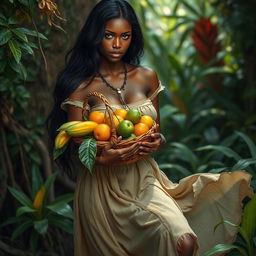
[96,136,143,165]
[138,124,166,156]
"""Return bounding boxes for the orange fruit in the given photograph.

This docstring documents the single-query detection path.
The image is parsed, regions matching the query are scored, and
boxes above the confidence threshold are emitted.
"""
[105,115,124,128]
[140,115,154,128]
[93,124,111,141]
[89,111,105,124]
[114,108,127,119]
[134,122,149,136]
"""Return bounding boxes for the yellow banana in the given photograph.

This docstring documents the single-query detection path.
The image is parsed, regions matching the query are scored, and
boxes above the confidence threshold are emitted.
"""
[66,121,98,137]
[57,121,82,131]
[55,130,71,149]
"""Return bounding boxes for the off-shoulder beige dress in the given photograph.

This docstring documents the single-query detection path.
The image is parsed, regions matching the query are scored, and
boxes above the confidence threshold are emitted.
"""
[61,83,253,256]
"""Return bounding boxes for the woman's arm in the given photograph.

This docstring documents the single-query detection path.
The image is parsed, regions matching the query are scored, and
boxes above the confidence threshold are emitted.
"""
[138,69,166,156]
[66,102,143,165]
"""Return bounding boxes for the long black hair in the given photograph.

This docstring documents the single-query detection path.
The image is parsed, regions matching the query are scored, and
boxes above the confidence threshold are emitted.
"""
[47,0,144,177]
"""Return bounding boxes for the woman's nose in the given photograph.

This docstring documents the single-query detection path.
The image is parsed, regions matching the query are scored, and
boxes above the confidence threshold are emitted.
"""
[113,37,121,49]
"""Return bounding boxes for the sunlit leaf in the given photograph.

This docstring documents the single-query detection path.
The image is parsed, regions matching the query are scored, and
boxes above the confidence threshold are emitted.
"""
[47,202,73,219]
[8,39,21,63]
[204,244,240,256]
[79,137,97,173]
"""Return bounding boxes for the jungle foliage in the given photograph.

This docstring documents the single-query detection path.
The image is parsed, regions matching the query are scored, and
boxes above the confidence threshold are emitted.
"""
[0,0,255,255]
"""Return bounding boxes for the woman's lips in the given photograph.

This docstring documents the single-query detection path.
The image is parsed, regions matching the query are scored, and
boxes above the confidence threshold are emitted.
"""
[109,52,123,58]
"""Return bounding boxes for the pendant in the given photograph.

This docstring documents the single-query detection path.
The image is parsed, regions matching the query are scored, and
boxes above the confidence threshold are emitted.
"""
[117,88,121,94]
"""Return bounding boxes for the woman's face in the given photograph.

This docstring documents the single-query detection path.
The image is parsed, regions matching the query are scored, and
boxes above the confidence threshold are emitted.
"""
[99,18,132,62]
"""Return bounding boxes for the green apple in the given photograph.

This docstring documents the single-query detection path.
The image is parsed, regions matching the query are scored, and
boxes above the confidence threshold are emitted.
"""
[117,120,134,138]
[125,109,141,124]
[124,133,137,140]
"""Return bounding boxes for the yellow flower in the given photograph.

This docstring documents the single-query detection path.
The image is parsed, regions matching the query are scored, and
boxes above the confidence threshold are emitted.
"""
[33,186,46,218]
[38,0,66,31]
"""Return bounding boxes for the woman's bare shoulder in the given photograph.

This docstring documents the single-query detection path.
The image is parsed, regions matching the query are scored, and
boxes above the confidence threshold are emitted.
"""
[68,77,97,100]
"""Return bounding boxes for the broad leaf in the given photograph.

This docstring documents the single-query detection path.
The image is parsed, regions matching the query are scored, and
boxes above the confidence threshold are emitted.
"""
[0,29,12,45]
[240,195,256,249]
[8,39,21,63]
[12,28,28,42]
[235,131,256,158]
[196,145,241,161]
[231,158,256,171]
[8,186,32,207]
[16,206,35,217]
[204,244,240,256]
[79,137,97,173]
[47,202,73,219]
[52,193,74,205]
[48,215,73,234]
[17,28,47,40]
[34,219,48,235]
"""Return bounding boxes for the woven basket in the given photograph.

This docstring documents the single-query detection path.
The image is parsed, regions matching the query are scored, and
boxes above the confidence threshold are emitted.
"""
[82,92,157,166]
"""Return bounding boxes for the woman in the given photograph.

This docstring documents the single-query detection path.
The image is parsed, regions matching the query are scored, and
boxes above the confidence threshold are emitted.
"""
[48,0,252,255]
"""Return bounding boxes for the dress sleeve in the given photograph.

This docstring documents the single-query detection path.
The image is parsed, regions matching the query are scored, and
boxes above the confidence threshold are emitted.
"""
[61,98,90,112]
[148,80,165,101]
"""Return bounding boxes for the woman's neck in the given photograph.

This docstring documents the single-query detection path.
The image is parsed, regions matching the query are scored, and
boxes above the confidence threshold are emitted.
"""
[99,58,125,76]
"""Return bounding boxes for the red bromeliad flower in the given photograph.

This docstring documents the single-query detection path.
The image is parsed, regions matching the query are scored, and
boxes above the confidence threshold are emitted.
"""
[192,17,223,66]
[192,17,223,90]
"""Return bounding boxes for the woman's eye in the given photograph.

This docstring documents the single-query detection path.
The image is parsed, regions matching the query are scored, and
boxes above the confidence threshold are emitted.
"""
[105,33,113,39]
[122,34,130,40]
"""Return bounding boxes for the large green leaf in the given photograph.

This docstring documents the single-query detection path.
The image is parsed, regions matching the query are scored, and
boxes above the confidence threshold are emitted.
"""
[48,216,73,234]
[8,186,32,207]
[12,28,28,42]
[204,244,240,256]
[34,219,48,235]
[231,158,256,171]
[8,39,21,63]
[0,29,12,45]
[52,193,74,205]
[79,137,97,173]
[47,202,73,219]
[240,195,256,255]
[170,142,199,169]
[16,206,36,217]
[196,145,241,161]
[11,219,33,240]
[235,131,256,158]
[17,28,47,40]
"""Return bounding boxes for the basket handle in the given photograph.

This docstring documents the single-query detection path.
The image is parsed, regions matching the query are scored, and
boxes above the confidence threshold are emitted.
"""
[82,92,118,144]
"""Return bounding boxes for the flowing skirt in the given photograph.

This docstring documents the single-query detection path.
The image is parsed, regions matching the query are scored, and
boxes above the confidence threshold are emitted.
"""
[74,156,253,256]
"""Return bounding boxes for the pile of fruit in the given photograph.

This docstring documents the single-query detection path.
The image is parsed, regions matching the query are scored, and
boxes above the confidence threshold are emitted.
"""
[55,108,154,150]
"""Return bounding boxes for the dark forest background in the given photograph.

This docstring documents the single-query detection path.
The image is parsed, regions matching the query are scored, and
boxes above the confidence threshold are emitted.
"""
[0,0,255,255]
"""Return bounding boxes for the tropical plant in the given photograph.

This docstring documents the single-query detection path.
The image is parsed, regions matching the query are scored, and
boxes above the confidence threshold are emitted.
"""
[0,167,74,253]
[204,194,256,256]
